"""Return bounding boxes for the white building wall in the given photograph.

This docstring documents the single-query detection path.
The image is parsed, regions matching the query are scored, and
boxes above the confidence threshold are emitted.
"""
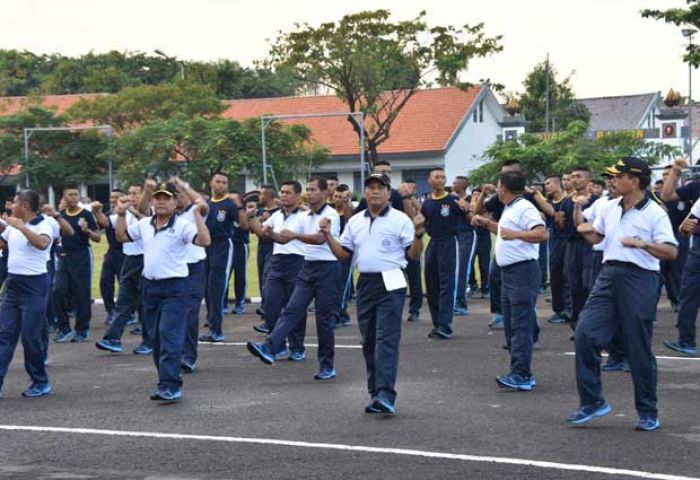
[444,99,502,181]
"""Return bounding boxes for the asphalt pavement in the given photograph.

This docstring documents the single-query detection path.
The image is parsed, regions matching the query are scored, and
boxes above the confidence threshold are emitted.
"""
[0,292,698,480]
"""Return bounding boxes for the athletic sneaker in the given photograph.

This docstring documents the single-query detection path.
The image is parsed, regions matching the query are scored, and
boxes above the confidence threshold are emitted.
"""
[495,374,533,391]
[428,328,451,340]
[150,388,182,403]
[22,382,53,398]
[181,361,196,374]
[199,331,225,343]
[547,312,568,324]
[129,325,143,335]
[246,341,274,365]
[133,344,153,355]
[274,348,290,360]
[253,323,271,334]
[287,350,306,362]
[54,330,74,343]
[95,339,123,353]
[373,398,396,417]
[566,401,611,425]
[314,368,337,380]
[635,415,660,431]
[602,359,630,372]
[663,339,697,357]
[336,316,352,327]
[71,331,89,343]
[453,306,469,316]
[488,314,504,329]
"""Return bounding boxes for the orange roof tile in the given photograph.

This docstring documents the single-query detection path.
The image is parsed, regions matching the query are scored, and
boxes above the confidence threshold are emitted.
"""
[0,87,483,157]
[222,86,483,156]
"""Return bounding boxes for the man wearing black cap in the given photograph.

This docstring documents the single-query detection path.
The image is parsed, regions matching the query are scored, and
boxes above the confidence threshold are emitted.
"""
[320,172,425,416]
[115,182,211,403]
[568,157,677,431]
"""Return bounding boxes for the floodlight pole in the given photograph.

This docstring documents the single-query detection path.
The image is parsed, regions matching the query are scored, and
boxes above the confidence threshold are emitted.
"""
[260,112,366,188]
[22,125,114,190]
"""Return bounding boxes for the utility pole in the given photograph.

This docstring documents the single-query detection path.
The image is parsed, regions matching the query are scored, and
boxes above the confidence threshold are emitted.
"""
[682,29,696,162]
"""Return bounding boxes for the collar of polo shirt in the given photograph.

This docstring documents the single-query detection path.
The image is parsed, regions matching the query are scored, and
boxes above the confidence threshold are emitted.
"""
[28,214,45,225]
[309,203,329,215]
[282,207,300,219]
[363,204,391,218]
[505,195,523,206]
[150,213,177,233]
[618,195,651,213]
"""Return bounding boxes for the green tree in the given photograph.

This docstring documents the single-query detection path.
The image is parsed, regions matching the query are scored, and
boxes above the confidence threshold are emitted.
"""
[66,83,225,133]
[0,50,55,96]
[265,9,502,167]
[0,107,109,191]
[469,120,679,185]
[516,61,589,133]
[642,2,700,67]
[114,115,327,188]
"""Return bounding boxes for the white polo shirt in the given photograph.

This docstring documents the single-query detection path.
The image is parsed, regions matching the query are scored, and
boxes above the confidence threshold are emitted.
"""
[495,197,546,267]
[593,196,677,271]
[583,196,611,252]
[179,205,207,264]
[299,204,340,262]
[340,206,414,273]
[126,214,198,280]
[263,208,306,256]
[1,215,53,275]
[110,211,144,256]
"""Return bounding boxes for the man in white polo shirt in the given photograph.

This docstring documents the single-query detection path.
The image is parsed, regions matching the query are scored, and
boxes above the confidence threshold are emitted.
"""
[568,157,678,431]
[320,172,425,416]
[0,190,54,398]
[246,177,341,379]
[472,170,547,392]
[115,182,210,403]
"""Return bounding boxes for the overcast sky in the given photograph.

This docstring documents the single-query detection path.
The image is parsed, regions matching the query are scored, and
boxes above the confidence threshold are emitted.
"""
[2,0,696,99]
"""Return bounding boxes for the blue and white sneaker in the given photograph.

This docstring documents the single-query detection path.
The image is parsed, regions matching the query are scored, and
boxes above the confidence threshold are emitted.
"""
[198,331,225,343]
[566,401,611,425]
[602,359,630,372]
[453,306,469,316]
[95,339,123,353]
[496,374,533,391]
[663,339,697,357]
[488,314,504,329]
[133,344,153,355]
[126,316,138,326]
[373,398,396,417]
[129,325,143,335]
[246,341,274,365]
[71,331,89,343]
[635,415,660,431]
[336,316,352,327]
[288,350,306,362]
[274,348,290,360]
[234,305,245,315]
[22,382,53,398]
[314,368,337,380]
[150,388,182,403]
[54,330,74,343]
[181,360,196,374]
[253,323,271,334]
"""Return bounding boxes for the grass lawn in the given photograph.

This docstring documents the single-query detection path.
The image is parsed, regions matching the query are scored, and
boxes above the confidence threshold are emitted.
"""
[90,234,488,301]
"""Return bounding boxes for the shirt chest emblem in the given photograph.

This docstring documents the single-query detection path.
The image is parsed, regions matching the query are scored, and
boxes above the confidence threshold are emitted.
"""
[440,205,450,217]
[216,209,226,222]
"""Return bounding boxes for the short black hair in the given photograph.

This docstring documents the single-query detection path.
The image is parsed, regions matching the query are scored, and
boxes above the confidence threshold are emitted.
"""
[16,189,40,212]
[307,176,328,191]
[499,171,526,194]
[210,170,229,181]
[472,186,482,193]
[63,184,80,192]
[503,159,521,167]
[281,180,302,194]
[563,170,572,175]
[375,160,392,168]
[404,179,416,184]
[429,167,445,175]
[545,174,561,182]
[573,166,591,173]
[111,188,126,194]
[663,164,673,170]
[326,175,339,182]
[336,184,350,193]
[260,184,278,197]
[455,175,468,182]
[637,174,651,190]
[654,179,664,186]
[593,179,605,188]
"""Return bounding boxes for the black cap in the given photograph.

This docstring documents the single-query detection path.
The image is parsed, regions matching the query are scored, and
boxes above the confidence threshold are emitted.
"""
[364,172,391,188]
[153,182,177,197]
[607,157,651,177]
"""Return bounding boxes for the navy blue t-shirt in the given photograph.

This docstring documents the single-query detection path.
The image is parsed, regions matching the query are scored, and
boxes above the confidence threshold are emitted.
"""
[420,193,464,238]
[454,194,473,233]
[60,208,98,251]
[561,194,599,242]
[548,197,568,241]
[103,209,122,251]
[232,223,249,244]
[206,197,239,239]
[676,180,700,205]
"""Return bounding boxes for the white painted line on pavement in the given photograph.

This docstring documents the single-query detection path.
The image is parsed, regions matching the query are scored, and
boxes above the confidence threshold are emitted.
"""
[563,352,700,362]
[0,425,696,480]
[199,341,362,349]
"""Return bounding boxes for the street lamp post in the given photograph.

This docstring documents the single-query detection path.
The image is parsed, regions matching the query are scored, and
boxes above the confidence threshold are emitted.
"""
[154,49,185,80]
[682,28,696,162]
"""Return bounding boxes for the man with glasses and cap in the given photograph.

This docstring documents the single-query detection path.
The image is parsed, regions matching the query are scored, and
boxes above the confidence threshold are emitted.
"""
[114,182,210,403]
[567,157,677,431]
[320,172,425,416]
